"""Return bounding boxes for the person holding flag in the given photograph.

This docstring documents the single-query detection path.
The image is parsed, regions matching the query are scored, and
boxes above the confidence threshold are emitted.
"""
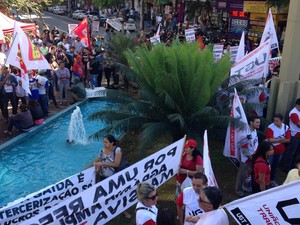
[235,115,260,197]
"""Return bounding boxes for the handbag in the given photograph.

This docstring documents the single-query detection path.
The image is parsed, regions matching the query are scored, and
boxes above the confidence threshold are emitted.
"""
[180,171,192,191]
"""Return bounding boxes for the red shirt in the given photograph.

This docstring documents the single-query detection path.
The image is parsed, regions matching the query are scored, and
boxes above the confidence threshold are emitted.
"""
[176,153,203,184]
[254,157,271,186]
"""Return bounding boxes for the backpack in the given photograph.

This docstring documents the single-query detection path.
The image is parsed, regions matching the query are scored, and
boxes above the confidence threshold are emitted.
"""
[113,147,129,173]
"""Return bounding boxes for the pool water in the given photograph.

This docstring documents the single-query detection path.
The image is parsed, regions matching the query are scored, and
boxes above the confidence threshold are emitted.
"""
[0,99,110,207]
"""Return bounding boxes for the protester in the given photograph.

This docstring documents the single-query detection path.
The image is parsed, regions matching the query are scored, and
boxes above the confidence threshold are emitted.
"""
[283,156,300,184]
[88,53,100,88]
[36,70,49,117]
[15,77,27,106]
[4,104,33,135]
[56,62,70,103]
[252,141,274,193]
[66,77,86,104]
[235,115,260,197]
[2,66,18,122]
[27,99,45,125]
[283,98,300,172]
[176,173,208,225]
[176,139,204,200]
[157,206,176,225]
[136,182,158,225]
[265,113,290,187]
[193,186,229,225]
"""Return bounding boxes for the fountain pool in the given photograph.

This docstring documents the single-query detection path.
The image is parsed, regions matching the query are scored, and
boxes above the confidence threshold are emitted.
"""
[0,99,111,207]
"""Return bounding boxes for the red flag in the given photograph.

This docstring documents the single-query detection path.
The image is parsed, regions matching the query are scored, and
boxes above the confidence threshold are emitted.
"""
[73,17,91,49]
[197,35,205,50]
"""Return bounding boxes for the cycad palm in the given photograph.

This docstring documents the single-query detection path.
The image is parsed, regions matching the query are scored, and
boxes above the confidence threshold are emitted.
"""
[89,42,232,150]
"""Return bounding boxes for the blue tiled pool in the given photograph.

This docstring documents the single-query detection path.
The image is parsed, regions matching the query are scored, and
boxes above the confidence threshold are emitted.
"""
[0,99,111,206]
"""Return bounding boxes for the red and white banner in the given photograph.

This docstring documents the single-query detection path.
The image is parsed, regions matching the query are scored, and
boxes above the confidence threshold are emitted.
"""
[223,89,250,161]
[21,138,185,225]
[68,24,78,36]
[213,44,224,63]
[259,9,279,50]
[203,130,218,187]
[269,56,281,76]
[230,40,271,82]
[225,180,300,225]
[0,167,95,225]
[73,17,91,49]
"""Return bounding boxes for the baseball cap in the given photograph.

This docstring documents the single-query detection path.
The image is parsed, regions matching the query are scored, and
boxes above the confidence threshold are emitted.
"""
[184,139,197,148]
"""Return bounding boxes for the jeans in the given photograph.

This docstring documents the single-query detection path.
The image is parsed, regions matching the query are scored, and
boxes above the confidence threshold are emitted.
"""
[90,74,98,88]
[8,117,31,132]
[268,154,283,181]
[3,92,17,119]
[284,136,300,171]
[58,82,70,101]
[38,94,48,117]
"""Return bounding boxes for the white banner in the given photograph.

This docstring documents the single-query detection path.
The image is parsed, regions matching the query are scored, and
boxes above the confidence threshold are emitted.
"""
[21,138,185,225]
[259,9,279,50]
[223,89,250,161]
[0,167,95,225]
[203,130,218,187]
[213,44,224,63]
[185,28,195,43]
[225,180,300,225]
[230,40,271,82]
[92,21,99,33]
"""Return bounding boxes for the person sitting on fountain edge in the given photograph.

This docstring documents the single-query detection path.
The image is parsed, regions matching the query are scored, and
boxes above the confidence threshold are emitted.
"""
[66,77,86,104]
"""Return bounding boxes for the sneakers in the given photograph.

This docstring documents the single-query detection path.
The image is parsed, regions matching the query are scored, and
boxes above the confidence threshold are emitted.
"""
[4,130,12,136]
[270,180,279,187]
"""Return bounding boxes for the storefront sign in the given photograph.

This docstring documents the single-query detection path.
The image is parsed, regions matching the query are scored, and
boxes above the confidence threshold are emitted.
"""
[244,1,288,14]
[229,18,249,35]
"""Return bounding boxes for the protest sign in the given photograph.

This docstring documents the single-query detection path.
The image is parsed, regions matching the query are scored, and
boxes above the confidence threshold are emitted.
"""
[68,24,78,35]
[185,28,195,43]
[230,46,239,63]
[21,138,185,225]
[0,167,95,225]
[225,180,300,225]
[213,44,224,63]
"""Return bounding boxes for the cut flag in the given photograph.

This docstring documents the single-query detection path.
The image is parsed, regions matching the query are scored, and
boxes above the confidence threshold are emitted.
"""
[203,130,218,187]
[11,21,50,70]
[223,89,250,161]
[259,9,279,50]
[73,17,91,49]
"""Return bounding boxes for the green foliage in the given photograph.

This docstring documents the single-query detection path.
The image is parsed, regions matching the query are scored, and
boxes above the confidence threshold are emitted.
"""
[92,0,124,8]
[89,43,234,150]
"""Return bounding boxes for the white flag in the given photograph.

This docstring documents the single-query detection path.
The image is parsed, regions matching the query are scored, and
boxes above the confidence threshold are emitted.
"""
[12,21,50,70]
[0,26,5,44]
[5,32,31,94]
[230,40,271,83]
[223,89,250,161]
[150,24,161,45]
[235,31,245,63]
[203,130,218,187]
[259,9,279,50]
[225,180,300,225]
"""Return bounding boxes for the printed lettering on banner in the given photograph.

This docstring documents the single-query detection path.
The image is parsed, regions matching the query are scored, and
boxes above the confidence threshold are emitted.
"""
[213,44,224,63]
[230,40,270,84]
[225,180,300,225]
[0,167,95,225]
[230,46,239,62]
[21,138,185,225]
[185,28,195,43]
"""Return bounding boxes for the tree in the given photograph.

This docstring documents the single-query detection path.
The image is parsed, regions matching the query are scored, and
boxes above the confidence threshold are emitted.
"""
[88,42,233,151]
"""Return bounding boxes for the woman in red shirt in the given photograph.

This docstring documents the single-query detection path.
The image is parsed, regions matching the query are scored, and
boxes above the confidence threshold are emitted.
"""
[265,113,290,187]
[175,139,203,199]
[252,141,274,193]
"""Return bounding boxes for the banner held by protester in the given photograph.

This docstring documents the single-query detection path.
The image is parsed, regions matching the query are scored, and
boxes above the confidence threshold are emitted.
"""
[21,137,185,225]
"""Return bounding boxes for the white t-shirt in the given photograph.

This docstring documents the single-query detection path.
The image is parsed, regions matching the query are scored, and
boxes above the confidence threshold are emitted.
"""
[135,201,158,225]
[196,208,229,225]
[183,187,204,225]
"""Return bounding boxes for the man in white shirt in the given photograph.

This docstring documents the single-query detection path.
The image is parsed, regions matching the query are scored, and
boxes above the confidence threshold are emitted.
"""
[176,173,208,225]
[195,186,229,225]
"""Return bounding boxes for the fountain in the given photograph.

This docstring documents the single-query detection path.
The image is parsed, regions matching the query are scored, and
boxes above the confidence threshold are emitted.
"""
[67,106,88,144]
